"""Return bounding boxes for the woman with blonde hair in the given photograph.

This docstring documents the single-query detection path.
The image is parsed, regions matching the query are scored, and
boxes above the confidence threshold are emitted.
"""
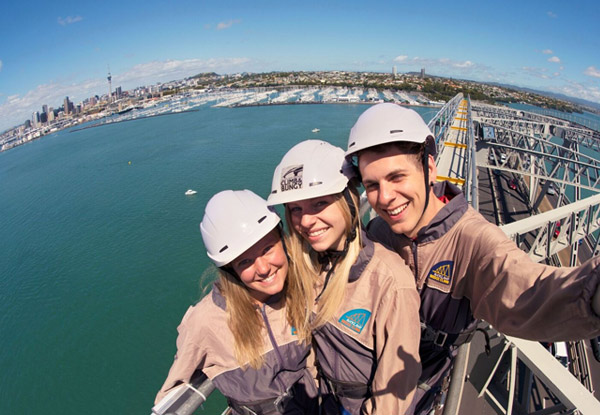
[155,189,318,414]
[268,140,422,415]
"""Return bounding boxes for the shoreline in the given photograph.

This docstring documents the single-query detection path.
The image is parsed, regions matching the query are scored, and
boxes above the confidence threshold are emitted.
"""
[69,108,199,132]
[3,86,598,154]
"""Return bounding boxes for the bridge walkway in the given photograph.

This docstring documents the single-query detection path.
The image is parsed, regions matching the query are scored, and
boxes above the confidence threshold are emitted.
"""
[435,98,470,188]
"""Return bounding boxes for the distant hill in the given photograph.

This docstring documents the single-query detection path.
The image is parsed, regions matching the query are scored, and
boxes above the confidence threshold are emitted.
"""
[484,82,600,111]
[406,71,600,112]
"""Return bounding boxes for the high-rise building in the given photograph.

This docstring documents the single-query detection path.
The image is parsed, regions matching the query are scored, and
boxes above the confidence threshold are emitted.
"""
[41,105,49,124]
[48,108,55,122]
[32,112,40,127]
[392,66,397,78]
[107,69,113,104]
[115,86,122,99]
[64,97,71,115]
[421,68,425,78]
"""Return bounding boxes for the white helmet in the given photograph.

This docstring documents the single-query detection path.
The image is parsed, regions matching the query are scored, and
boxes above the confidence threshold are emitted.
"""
[200,190,280,267]
[345,103,434,158]
[267,140,355,206]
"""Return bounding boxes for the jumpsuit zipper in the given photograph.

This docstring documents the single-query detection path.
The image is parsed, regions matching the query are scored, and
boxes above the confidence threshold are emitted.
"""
[260,304,288,394]
[412,240,419,282]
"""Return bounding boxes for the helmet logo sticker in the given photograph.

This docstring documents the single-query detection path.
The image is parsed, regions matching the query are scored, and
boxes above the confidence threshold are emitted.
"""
[280,165,303,192]
[339,308,371,334]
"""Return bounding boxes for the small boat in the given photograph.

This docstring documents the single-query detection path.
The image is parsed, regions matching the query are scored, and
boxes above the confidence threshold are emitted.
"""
[312,128,320,133]
[185,189,197,196]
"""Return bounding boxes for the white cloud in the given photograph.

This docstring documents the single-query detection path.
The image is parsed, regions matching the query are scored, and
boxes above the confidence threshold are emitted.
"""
[585,66,600,78]
[394,55,481,72]
[454,60,474,68]
[0,60,3,71]
[57,16,83,26]
[119,58,250,85]
[522,66,555,80]
[0,57,252,131]
[216,19,241,30]
[542,49,553,55]
[548,56,561,63]
[547,11,557,18]
[549,81,600,104]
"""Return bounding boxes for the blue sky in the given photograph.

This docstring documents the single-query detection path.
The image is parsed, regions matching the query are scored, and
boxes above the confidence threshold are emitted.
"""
[1,0,599,131]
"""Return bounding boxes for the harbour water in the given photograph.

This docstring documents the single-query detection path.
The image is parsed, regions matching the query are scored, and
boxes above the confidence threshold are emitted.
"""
[0,103,438,415]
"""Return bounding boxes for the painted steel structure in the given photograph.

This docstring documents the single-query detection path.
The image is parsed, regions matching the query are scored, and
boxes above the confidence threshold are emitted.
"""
[152,95,600,415]
[437,96,600,415]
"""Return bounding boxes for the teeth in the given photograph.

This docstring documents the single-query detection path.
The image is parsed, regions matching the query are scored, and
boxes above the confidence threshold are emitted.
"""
[388,203,408,216]
[261,273,276,283]
[307,228,327,237]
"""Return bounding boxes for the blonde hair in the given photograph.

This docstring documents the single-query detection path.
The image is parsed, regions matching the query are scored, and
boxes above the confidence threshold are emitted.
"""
[215,231,313,369]
[285,184,362,330]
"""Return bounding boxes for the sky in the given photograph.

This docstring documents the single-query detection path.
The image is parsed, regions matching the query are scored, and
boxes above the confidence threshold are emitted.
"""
[1,0,599,132]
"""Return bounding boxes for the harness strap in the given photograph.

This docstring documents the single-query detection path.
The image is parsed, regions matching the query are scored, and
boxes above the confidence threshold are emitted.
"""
[317,364,370,400]
[420,323,476,349]
[329,379,371,400]
[227,386,294,415]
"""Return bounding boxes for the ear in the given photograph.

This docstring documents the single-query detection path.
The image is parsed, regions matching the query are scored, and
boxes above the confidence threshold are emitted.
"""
[427,154,437,183]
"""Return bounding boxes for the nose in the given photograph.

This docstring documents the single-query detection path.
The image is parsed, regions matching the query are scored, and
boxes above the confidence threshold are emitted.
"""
[378,181,395,206]
[300,212,316,229]
[254,255,270,276]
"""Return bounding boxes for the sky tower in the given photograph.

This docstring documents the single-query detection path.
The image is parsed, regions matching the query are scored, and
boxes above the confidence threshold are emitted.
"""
[107,66,113,104]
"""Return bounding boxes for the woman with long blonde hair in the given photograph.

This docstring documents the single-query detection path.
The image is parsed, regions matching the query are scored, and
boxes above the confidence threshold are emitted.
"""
[156,189,318,414]
[268,140,422,415]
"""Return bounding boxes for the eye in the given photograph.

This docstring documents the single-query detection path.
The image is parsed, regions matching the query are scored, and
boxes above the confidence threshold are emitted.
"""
[365,182,379,191]
[236,258,252,269]
[288,205,301,214]
[262,244,275,255]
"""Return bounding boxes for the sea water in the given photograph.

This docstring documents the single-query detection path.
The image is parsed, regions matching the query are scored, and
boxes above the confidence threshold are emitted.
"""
[0,104,437,415]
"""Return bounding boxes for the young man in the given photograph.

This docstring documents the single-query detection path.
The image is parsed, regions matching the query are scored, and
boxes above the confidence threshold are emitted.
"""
[345,103,600,415]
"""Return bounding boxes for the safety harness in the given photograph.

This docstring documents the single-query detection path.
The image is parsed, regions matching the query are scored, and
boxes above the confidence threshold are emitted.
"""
[227,385,295,414]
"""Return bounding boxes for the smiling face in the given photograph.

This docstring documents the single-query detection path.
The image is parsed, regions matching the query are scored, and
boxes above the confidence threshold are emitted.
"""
[286,194,348,252]
[230,229,288,305]
[359,144,442,239]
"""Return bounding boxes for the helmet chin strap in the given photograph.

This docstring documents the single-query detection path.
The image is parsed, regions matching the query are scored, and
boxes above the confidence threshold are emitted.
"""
[315,187,358,302]
[423,144,431,219]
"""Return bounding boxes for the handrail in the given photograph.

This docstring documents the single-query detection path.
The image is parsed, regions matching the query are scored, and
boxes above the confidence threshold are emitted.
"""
[151,371,216,415]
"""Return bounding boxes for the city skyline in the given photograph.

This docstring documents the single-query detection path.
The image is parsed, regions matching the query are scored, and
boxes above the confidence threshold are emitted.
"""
[1,0,599,132]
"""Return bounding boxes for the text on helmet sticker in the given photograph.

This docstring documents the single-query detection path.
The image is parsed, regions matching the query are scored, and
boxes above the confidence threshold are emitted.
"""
[339,308,371,334]
[281,165,303,192]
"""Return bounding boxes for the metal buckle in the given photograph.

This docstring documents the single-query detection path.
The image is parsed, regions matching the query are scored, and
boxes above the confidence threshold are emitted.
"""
[434,331,448,347]
[240,406,258,415]
[274,387,294,413]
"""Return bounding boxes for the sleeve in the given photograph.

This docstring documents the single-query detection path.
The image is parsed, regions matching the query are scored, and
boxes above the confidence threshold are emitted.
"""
[368,276,422,414]
[155,308,208,404]
[460,221,600,341]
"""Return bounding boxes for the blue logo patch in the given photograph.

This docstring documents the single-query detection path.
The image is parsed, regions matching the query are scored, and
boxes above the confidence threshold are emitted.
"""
[291,326,297,335]
[427,260,454,286]
[339,308,371,334]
